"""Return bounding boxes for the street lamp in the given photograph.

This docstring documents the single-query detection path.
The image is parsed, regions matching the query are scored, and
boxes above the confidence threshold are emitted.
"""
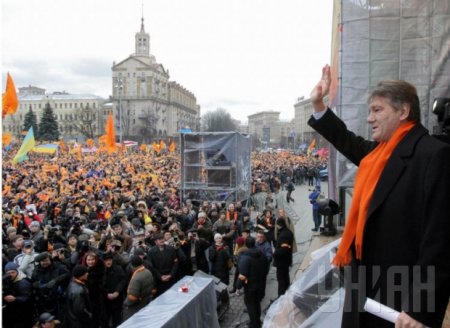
[117,78,123,144]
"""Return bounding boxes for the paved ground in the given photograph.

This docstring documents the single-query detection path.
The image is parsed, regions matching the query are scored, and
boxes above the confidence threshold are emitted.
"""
[219,181,328,328]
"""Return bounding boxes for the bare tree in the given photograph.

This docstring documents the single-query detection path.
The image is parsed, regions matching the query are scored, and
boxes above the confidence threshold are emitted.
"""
[201,108,237,132]
[73,105,96,139]
[137,106,159,143]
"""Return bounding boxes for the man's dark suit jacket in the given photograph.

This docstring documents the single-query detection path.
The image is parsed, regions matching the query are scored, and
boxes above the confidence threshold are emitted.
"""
[309,109,450,328]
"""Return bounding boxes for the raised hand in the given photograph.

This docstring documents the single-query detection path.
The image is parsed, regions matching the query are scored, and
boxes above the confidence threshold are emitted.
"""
[310,64,331,112]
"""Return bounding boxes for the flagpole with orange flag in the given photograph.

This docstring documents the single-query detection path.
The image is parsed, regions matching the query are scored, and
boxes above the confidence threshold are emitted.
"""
[105,112,117,153]
[77,144,82,161]
[169,139,176,152]
[307,138,316,156]
[2,73,19,118]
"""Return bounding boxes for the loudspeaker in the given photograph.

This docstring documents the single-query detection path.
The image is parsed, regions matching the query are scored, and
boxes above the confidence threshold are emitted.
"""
[194,270,230,319]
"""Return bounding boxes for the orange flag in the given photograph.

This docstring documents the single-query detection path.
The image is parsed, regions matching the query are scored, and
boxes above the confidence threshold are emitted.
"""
[105,113,117,153]
[77,144,82,161]
[152,142,161,154]
[2,133,12,146]
[2,73,19,118]
[59,139,66,153]
[159,140,166,151]
[169,140,176,152]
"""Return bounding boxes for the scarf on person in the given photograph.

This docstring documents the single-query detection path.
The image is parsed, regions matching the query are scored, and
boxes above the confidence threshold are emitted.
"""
[332,121,415,267]
[226,210,238,223]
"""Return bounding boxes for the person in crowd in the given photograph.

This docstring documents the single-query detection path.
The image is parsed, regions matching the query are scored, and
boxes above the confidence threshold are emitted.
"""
[29,220,47,252]
[236,237,267,328]
[111,222,133,253]
[212,210,235,251]
[209,233,232,285]
[230,236,247,294]
[65,265,92,328]
[13,239,37,278]
[51,243,71,272]
[147,233,178,296]
[236,211,254,235]
[6,234,25,261]
[2,261,35,328]
[256,209,276,248]
[122,255,154,321]
[308,64,450,327]
[34,312,61,328]
[102,251,126,327]
[83,251,106,328]
[285,177,295,203]
[273,218,294,297]
[31,252,71,319]
[308,185,322,232]
[225,203,239,224]
[255,229,272,300]
[274,208,297,253]
[192,211,213,232]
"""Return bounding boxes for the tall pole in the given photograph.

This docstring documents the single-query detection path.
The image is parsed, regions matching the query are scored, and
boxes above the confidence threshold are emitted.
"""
[118,78,123,144]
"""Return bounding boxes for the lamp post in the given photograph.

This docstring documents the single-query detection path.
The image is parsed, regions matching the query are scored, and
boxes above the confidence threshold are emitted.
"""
[117,78,123,144]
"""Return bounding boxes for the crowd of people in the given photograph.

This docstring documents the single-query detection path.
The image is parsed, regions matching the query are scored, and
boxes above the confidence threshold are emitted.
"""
[2,145,327,328]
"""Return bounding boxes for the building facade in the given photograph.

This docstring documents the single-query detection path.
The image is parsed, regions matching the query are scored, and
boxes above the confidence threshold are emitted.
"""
[247,111,294,148]
[111,16,200,143]
[293,96,326,146]
[2,87,105,142]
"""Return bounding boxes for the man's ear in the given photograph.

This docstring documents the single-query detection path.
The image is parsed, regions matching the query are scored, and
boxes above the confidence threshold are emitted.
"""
[400,104,411,121]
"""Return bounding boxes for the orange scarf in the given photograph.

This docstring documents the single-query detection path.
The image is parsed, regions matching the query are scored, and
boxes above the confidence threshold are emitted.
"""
[226,211,238,223]
[332,121,415,266]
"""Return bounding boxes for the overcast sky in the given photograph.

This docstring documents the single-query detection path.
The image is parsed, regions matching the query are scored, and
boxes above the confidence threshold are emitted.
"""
[2,0,333,123]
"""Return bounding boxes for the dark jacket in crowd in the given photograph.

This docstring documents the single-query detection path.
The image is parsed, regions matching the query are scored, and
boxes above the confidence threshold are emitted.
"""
[2,271,35,328]
[147,244,179,295]
[65,279,93,328]
[236,248,267,293]
[273,227,294,268]
[31,259,71,314]
[209,244,231,285]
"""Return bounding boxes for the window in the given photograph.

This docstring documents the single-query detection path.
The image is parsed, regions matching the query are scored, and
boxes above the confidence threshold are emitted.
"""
[69,103,72,109]
[75,103,78,108]
[65,103,67,109]
[38,104,41,109]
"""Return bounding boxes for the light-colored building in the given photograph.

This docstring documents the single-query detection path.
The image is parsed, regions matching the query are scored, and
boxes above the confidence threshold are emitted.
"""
[247,111,294,147]
[293,96,327,146]
[2,86,105,141]
[111,16,200,142]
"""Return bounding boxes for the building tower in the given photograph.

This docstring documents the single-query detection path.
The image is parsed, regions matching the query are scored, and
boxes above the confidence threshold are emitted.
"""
[135,15,150,56]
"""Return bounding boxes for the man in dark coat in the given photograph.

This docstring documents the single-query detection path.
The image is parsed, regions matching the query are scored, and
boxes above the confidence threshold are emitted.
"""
[147,233,179,296]
[102,252,126,328]
[308,64,450,328]
[31,252,71,319]
[65,265,92,328]
[272,217,294,297]
[236,237,267,328]
[2,262,35,328]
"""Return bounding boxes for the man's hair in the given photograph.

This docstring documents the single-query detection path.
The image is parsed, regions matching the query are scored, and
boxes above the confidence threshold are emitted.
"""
[368,80,421,123]
[245,236,256,249]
